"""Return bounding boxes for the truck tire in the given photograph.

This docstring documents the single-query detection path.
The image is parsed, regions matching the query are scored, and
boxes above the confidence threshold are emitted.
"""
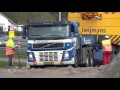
[89,53,94,66]
[89,52,94,66]
[85,55,89,67]
[85,52,93,67]
[73,52,79,68]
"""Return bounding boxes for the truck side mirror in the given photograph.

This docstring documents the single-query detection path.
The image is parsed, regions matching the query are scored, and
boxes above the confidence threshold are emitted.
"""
[74,23,79,37]
[70,21,79,37]
[22,26,26,39]
[72,26,78,37]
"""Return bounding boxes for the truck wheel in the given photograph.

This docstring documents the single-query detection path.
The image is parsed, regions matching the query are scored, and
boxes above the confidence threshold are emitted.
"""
[85,56,89,67]
[85,51,94,67]
[73,52,79,68]
[89,52,94,66]
[89,53,94,67]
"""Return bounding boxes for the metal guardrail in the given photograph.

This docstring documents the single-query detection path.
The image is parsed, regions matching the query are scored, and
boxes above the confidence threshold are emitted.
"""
[0,47,27,52]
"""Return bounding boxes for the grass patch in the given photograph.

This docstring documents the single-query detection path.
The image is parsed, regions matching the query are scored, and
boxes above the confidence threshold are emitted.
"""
[0,61,26,68]
[0,51,27,59]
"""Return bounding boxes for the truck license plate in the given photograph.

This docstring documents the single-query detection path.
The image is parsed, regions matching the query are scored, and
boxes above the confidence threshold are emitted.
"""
[44,61,54,65]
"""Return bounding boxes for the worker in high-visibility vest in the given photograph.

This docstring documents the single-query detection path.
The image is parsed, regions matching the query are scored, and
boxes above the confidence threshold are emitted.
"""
[5,36,18,70]
[102,35,116,66]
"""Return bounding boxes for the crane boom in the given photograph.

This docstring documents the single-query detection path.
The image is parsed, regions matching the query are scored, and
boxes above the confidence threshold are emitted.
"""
[81,12,101,20]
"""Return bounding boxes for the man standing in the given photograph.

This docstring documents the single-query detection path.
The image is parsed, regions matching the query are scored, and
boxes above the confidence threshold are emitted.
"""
[102,35,116,67]
[5,36,18,71]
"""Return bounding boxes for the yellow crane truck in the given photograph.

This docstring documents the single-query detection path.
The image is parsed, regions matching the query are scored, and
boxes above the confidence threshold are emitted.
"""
[68,12,120,66]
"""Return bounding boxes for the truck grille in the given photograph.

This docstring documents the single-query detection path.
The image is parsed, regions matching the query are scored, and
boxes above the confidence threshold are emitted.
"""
[39,52,58,61]
[33,43,64,48]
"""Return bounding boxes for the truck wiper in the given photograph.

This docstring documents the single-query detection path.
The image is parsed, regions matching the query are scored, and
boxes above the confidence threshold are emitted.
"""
[48,34,64,39]
[31,35,46,40]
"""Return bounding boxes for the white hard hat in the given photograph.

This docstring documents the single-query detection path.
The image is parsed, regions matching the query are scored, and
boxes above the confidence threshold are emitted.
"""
[105,35,109,39]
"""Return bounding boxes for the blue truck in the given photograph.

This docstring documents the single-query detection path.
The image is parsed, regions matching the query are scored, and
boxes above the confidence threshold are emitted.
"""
[22,21,103,68]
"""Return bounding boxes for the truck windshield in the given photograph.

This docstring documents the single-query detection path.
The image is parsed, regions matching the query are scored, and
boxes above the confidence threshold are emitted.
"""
[28,25,70,40]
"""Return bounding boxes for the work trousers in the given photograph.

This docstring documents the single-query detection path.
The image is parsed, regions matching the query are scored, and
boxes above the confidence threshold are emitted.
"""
[103,51,112,65]
[7,55,13,69]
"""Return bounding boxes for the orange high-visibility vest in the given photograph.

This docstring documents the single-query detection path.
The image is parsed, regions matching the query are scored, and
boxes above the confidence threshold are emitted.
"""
[102,39,112,52]
[6,46,15,56]
[5,38,16,56]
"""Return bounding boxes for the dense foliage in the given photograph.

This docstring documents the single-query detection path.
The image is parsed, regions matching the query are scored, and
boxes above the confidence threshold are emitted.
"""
[2,12,68,24]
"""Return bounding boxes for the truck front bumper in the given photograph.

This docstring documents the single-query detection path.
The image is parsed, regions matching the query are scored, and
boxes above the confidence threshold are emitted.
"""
[27,57,75,66]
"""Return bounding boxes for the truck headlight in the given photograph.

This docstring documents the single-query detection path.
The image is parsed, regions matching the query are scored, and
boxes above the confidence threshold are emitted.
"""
[28,53,33,60]
[64,51,69,59]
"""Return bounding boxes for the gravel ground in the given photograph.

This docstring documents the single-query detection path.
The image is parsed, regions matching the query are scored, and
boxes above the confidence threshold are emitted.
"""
[0,65,106,78]
[96,53,120,78]
[0,53,120,78]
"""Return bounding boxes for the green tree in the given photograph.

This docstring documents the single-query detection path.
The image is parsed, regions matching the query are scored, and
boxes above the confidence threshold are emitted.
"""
[2,12,68,24]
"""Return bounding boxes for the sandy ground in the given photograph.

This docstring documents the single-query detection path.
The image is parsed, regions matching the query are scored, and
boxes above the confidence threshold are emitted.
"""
[0,65,105,78]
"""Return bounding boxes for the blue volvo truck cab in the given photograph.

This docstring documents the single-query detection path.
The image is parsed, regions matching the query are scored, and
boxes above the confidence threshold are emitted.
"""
[22,21,82,68]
